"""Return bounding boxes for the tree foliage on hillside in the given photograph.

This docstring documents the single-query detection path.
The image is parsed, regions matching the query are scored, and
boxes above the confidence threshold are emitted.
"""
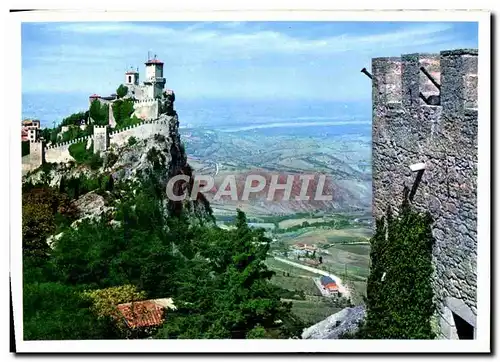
[23,281,119,340]
[82,285,146,319]
[61,112,88,127]
[23,170,304,340]
[60,125,93,143]
[353,190,435,339]
[89,100,109,126]
[68,141,103,170]
[112,99,140,129]
[22,187,78,259]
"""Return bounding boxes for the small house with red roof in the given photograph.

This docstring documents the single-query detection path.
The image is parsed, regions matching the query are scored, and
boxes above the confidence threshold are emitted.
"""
[114,298,176,337]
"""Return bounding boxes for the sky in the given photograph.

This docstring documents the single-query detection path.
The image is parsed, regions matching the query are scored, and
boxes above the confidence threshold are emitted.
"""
[21,21,478,102]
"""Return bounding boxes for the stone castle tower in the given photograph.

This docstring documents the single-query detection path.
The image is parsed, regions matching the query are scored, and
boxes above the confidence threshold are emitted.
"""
[125,68,139,86]
[371,49,478,339]
[143,56,166,99]
[93,125,109,153]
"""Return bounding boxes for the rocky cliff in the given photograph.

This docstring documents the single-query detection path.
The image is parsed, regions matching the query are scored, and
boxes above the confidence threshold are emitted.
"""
[23,113,214,231]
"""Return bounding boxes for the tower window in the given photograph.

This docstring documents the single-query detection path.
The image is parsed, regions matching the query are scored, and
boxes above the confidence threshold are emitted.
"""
[128,76,132,83]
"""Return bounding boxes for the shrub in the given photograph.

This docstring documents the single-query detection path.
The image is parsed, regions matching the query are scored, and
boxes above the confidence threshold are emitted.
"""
[88,153,104,170]
[61,126,93,143]
[128,136,137,146]
[59,173,112,200]
[68,141,103,170]
[82,285,146,320]
[104,152,119,169]
[68,142,90,164]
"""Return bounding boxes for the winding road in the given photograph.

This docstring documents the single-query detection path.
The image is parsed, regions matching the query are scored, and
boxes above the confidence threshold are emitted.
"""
[273,256,350,297]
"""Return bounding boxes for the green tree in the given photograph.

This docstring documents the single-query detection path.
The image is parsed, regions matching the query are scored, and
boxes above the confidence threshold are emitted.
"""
[82,285,146,320]
[356,191,435,339]
[60,112,87,127]
[246,324,268,339]
[23,171,304,340]
[22,187,78,259]
[112,99,137,128]
[116,84,128,99]
[89,100,109,126]
[157,209,304,339]
[23,282,118,340]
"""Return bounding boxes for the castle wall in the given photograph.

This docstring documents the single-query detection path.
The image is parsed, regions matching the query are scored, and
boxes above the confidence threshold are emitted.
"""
[45,134,94,164]
[24,119,172,173]
[110,118,171,147]
[371,49,478,339]
[127,84,145,99]
[133,99,159,120]
[45,143,72,164]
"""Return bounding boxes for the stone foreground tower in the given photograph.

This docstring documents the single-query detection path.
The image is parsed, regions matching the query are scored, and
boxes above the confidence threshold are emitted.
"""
[371,49,478,339]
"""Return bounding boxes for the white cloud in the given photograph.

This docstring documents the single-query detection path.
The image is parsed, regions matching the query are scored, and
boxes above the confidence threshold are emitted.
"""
[47,22,456,56]
[23,21,471,97]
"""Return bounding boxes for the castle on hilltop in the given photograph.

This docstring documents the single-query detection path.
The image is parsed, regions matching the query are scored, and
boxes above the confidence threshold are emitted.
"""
[22,53,178,174]
[87,54,175,123]
[369,49,478,340]
[123,54,166,100]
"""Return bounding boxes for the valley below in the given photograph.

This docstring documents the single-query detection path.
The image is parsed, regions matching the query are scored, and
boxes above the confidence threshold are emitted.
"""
[180,121,373,326]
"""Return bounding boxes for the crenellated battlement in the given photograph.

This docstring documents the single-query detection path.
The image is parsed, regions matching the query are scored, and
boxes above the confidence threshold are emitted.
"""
[108,119,171,136]
[46,134,93,149]
[370,48,478,340]
[133,98,158,105]
[372,49,478,117]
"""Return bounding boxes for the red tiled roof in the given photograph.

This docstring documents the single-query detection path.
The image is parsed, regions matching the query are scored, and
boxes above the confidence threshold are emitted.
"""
[116,301,165,329]
[89,94,101,98]
[22,120,41,130]
[325,282,338,291]
[145,59,164,65]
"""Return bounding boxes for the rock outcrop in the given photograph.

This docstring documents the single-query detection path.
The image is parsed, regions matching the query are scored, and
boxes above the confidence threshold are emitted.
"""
[301,305,366,339]
[71,191,115,226]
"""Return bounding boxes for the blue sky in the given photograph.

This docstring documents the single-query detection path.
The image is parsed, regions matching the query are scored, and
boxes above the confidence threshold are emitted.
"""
[22,21,478,101]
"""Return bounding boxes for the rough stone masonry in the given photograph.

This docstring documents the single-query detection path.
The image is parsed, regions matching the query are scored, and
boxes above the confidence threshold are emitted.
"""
[371,49,478,339]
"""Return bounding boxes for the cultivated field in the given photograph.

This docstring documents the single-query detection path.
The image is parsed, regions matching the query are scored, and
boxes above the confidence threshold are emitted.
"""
[280,227,371,246]
[264,258,347,325]
[278,217,332,229]
[271,226,372,305]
